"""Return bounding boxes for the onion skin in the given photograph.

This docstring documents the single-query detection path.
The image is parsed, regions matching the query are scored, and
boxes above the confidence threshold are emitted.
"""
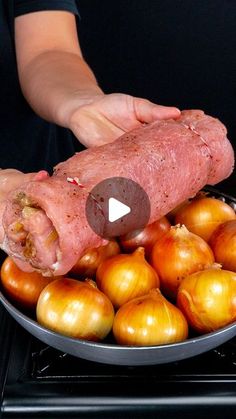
[209,220,236,272]
[175,197,236,242]
[119,217,170,258]
[177,268,236,334]
[150,225,215,300]
[36,278,114,341]
[0,257,57,310]
[96,247,160,308]
[69,240,120,278]
[113,288,188,346]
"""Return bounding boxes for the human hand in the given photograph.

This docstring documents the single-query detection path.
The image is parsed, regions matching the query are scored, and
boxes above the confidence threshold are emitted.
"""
[0,169,48,202]
[67,93,180,148]
[15,11,179,148]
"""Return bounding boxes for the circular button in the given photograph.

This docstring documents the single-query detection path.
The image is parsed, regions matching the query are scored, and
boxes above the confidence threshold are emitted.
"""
[85,177,150,238]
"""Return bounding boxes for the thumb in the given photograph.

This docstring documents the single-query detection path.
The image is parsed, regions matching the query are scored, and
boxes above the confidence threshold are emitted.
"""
[133,98,181,123]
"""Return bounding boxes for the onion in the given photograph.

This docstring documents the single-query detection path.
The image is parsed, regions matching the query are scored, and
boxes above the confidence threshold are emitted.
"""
[175,196,236,242]
[166,192,209,222]
[36,278,114,341]
[177,267,236,333]
[150,224,215,300]
[0,256,57,310]
[113,288,188,346]
[119,217,170,258]
[96,247,160,308]
[209,220,236,271]
[69,240,120,278]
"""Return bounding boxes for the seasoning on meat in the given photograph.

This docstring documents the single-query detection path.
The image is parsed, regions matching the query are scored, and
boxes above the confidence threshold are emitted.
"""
[0,110,234,276]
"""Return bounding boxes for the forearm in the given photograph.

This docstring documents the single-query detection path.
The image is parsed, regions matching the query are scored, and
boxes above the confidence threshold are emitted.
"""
[15,11,180,148]
[18,50,104,127]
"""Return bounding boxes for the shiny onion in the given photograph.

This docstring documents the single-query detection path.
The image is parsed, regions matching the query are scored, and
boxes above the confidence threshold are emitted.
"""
[175,196,236,242]
[113,288,188,346]
[69,240,120,278]
[119,217,171,258]
[209,220,236,272]
[96,247,160,308]
[166,192,207,222]
[150,224,215,300]
[177,268,236,333]
[0,257,57,310]
[36,278,114,341]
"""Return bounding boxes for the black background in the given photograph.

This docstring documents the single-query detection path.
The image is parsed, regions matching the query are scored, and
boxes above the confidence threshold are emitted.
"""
[77,0,236,150]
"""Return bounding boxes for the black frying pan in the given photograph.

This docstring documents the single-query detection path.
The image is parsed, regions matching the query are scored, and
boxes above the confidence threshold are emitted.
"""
[0,186,236,366]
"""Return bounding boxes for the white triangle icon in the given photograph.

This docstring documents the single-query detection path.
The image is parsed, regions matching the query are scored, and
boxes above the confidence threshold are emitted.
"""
[108,197,131,223]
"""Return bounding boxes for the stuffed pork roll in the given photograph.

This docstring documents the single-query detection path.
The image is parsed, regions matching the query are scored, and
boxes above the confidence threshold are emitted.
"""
[0,110,234,276]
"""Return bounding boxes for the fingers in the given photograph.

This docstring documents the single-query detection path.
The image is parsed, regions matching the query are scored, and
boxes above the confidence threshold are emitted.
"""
[68,93,181,147]
[0,170,36,201]
[133,97,181,123]
[0,170,23,200]
[33,170,49,181]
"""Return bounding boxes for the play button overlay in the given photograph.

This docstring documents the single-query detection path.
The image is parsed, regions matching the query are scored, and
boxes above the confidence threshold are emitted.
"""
[108,198,131,222]
[85,177,150,238]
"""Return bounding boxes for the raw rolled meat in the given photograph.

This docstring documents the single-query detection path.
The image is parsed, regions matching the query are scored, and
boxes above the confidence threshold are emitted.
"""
[1,110,234,275]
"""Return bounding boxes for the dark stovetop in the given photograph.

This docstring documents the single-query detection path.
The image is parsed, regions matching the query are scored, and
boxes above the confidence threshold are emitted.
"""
[0,173,236,419]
